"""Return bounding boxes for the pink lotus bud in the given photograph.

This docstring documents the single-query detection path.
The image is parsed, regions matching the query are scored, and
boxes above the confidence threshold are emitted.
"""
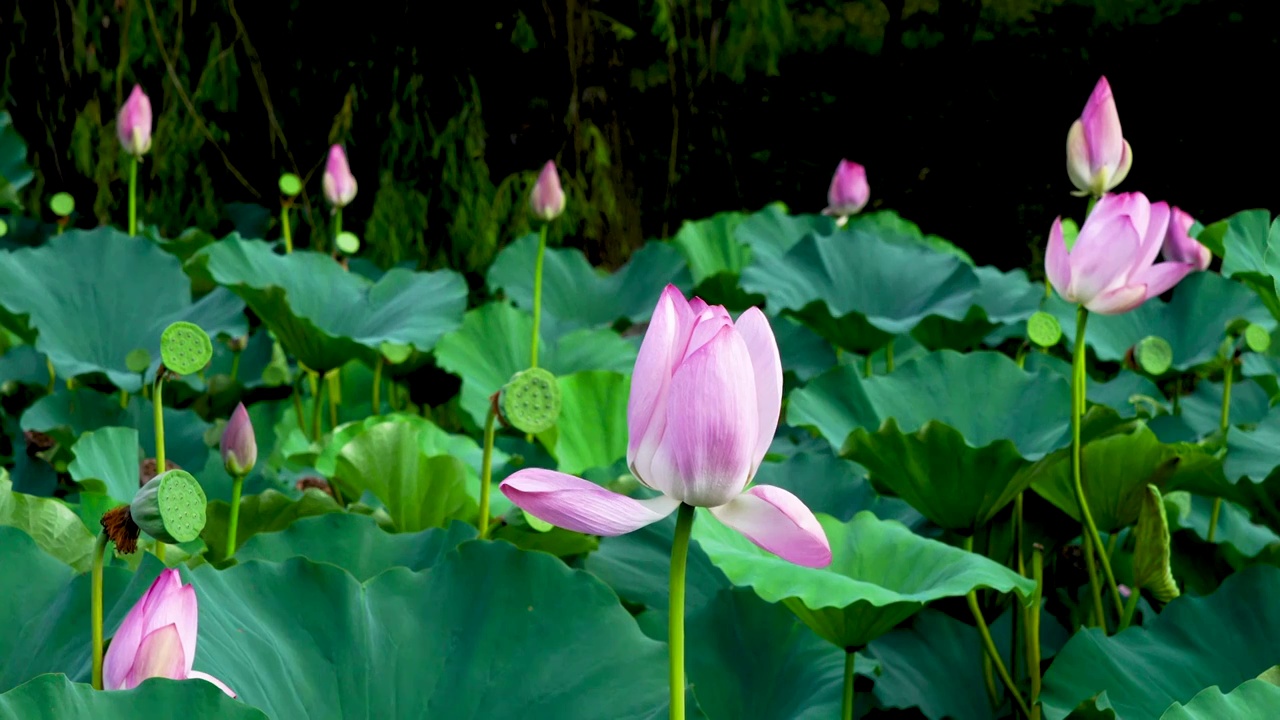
[821,160,870,224]
[322,145,358,209]
[103,569,235,697]
[1066,77,1133,197]
[1045,192,1197,315]
[1160,206,1212,272]
[117,85,153,157]
[529,160,566,221]
[220,402,257,477]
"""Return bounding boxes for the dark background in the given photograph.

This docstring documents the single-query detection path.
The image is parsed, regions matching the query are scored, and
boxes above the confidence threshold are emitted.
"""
[1,0,1275,275]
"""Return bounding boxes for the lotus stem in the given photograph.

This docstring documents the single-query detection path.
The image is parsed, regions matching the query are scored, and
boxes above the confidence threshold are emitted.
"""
[91,533,108,690]
[281,206,293,254]
[1070,307,1125,626]
[372,356,383,414]
[327,370,340,429]
[1011,493,1025,683]
[1118,587,1141,631]
[478,409,497,539]
[155,541,165,563]
[964,536,1032,718]
[885,341,895,373]
[119,389,129,409]
[292,378,307,436]
[863,354,872,378]
[981,652,998,710]
[226,474,245,560]
[332,208,342,256]
[531,225,548,371]
[669,503,695,720]
[128,155,138,236]
[311,371,326,442]
[230,351,241,383]
[842,650,857,720]
[46,357,56,394]
[1209,355,1234,542]
[1026,544,1044,720]
[153,376,166,471]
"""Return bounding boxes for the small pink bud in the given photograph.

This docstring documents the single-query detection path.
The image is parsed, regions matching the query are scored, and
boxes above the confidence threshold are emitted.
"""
[821,160,870,223]
[1160,206,1212,272]
[117,85,153,157]
[220,403,257,477]
[1066,76,1133,197]
[322,145,358,209]
[529,160,566,221]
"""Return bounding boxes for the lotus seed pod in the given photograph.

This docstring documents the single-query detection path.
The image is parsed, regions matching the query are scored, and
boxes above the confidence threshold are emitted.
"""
[498,367,561,434]
[131,469,207,544]
[159,321,213,376]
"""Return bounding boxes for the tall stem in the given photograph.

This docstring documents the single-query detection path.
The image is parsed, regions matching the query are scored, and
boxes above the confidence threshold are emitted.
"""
[964,536,1032,718]
[478,409,497,538]
[153,376,166,470]
[842,650,857,720]
[531,225,548,370]
[1118,588,1141,631]
[229,351,242,383]
[1070,307,1125,624]
[327,370,340,429]
[332,209,342,256]
[1209,357,1234,542]
[311,371,326,441]
[226,475,245,559]
[863,354,872,378]
[1026,545,1044,720]
[885,341,895,373]
[668,503,696,720]
[372,356,384,414]
[128,155,138,236]
[91,533,109,690]
[281,206,293,253]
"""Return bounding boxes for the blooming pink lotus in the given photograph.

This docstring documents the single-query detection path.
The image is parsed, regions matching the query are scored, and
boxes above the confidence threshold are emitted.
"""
[1160,206,1212,272]
[500,286,832,568]
[1066,76,1133,198]
[103,569,235,697]
[530,160,566,221]
[1046,192,1197,315]
[117,85,153,157]
[322,145,358,209]
[822,159,870,222]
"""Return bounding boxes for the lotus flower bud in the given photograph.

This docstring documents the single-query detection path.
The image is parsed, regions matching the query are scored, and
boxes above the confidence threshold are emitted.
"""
[821,160,870,225]
[117,85,153,157]
[322,144,358,209]
[220,402,257,477]
[529,160,566,221]
[1160,206,1211,272]
[1066,76,1133,197]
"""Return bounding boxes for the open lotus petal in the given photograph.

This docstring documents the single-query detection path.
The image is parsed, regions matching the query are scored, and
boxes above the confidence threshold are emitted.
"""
[1160,206,1212,271]
[710,485,832,568]
[500,469,681,536]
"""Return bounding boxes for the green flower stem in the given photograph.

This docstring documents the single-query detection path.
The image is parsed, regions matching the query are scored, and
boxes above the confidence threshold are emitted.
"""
[229,351,242,383]
[153,376,166,470]
[327,370,340,429]
[281,206,293,254]
[1071,307,1125,626]
[46,357,56,394]
[863,354,873,379]
[1011,493,1025,683]
[128,155,138,236]
[885,341,895,373]
[964,536,1032,719]
[155,541,165,563]
[531,225,548,370]
[669,503,696,720]
[981,653,998,710]
[478,409,497,539]
[1026,544,1044,720]
[226,474,245,560]
[332,209,342,256]
[311,372,326,442]
[119,389,129,409]
[91,533,109,690]
[292,378,307,435]
[842,650,857,720]
[1209,356,1234,543]
[372,356,384,414]
[1118,588,1141,632]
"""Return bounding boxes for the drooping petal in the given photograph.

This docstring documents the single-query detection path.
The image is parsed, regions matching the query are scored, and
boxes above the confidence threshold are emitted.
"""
[710,486,832,568]
[1131,261,1195,300]
[1084,284,1148,315]
[1065,121,1092,194]
[732,308,783,474]
[648,326,759,507]
[124,624,187,689]
[189,671,238,698]
[1045,217,1073,299]
[500,469,680,536]
[627,285,688,480]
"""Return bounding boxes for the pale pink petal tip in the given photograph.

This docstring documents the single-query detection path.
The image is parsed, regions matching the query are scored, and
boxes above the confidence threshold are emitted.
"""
[500,469,680,536]
[710,485,832,568]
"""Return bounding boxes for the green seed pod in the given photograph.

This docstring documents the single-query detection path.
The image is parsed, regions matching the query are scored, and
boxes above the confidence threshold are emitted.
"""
[1245,323,1271,353]
[499,367,561,434]
[131,469,208,544]
[1027,311,1062,348]
[160,321,213,376]
[1134,336,1173,376]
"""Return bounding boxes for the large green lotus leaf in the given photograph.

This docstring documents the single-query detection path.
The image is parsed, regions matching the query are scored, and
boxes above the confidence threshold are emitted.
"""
[694,511,1034,648]
[201,489,341,565]
[187,236,467,372]
[1021,352,1166,420]
[750,448,923,527]
[0,475,95,572]
[1164,491,1279,558]
[671,210,752,287]
[21,392,212,472]
[787,350,1071,530]
[434,302,638,426]
[1223,405,1280,483]
[845,210,975,263]
[1205,209,1280,320]
[537,371,630,475]
[1041,565,1280,719]
[0,344,50,389]
[1047,272,1275,369]
[773,314,837,383]
[486,232,691,337]
[0,112,34,209]
[184,540,672,719]
[1029,418,1237,532]
[331,421,476,532]
[0,230,246,391]
[233,513,476,581]
[913,266,1044,351]
[67,427,139,505]
[0,675,265,719]
[1159,680,1280,719]
[1150,378,1272,444]
[734,203,834,258]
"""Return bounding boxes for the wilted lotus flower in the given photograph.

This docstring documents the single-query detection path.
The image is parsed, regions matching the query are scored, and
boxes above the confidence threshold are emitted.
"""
[322,145,357,209]
[1066,76,1133,198]
[821,159,870,224]
[104,569,235,697]
[501,285,832,568]
[529,160,566,221]
[1046,192,1196,315]
[1160,206,1212,272]
[220,403,257,477]
[117,85,153,157]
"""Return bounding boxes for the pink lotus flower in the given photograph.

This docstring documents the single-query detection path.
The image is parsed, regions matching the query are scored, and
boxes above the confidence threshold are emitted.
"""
[822,160,870,222]
[500,286,832,568]
[1046,192,1197,315]
[1160,206,1212,272]
[117,85,153,157]
[103,569,235,697]
[529,160,566,221]
[220,403,257,477]
[322,145,357,209]
[1066,76,1133,197]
